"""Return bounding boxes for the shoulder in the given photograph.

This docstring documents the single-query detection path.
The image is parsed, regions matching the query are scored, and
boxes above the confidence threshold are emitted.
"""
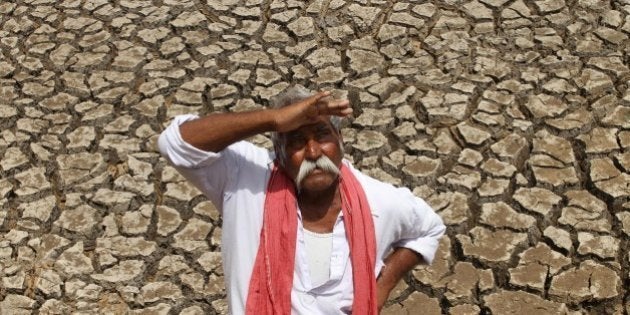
[223,141,275,177]
[345,161,418,212]
[226,141,274,161]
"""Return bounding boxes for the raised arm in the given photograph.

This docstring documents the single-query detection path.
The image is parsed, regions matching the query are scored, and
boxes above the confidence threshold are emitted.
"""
[179,91,352,152]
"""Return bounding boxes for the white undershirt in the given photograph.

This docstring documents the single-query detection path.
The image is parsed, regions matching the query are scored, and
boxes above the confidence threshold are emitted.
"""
[303,229,333,287]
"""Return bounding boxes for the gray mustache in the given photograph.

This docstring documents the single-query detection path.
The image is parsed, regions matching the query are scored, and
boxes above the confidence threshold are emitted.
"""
[295,156,340,189]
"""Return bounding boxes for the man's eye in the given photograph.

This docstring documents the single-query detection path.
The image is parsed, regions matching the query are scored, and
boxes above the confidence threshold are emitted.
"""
[287,137,305,147]
[316,131,332,140]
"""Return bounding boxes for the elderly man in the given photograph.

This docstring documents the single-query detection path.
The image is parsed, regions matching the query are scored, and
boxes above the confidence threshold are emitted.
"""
[158,86,445,314]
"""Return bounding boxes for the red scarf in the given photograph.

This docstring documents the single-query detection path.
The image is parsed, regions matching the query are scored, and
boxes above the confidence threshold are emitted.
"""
[245,163,378,314]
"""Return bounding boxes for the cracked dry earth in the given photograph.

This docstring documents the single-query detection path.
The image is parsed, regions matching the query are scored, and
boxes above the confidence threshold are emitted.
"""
[0,0,629,314]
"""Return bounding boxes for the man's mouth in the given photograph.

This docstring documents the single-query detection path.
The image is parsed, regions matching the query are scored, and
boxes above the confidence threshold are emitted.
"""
[294,156,341,189]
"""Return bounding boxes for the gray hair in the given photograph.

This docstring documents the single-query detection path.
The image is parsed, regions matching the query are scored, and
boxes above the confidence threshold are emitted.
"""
[270,85,343,166]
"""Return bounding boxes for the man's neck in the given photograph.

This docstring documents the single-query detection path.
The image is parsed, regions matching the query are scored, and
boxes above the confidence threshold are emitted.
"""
[298,181,342,233]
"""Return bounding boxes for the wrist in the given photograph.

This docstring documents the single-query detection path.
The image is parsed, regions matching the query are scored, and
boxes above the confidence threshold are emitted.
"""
[263,108,281,132]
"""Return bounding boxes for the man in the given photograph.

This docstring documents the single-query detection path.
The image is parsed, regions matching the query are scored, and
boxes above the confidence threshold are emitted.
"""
[158,86,445,314]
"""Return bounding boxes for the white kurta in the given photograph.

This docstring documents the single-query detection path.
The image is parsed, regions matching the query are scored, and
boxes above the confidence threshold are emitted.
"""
[158,115,446,315]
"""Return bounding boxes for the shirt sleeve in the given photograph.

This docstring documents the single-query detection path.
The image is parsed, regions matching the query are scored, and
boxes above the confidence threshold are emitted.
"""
[392,195,446,265]
[352,164,446,266]
[158,114,224,168]
[157,114,272,212]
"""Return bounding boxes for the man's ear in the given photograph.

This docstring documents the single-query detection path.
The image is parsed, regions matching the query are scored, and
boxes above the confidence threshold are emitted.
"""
[336,130,344,153]
[273,140,285,168]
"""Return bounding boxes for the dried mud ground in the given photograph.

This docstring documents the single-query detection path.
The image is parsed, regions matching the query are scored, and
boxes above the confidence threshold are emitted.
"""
[0,0,629,314]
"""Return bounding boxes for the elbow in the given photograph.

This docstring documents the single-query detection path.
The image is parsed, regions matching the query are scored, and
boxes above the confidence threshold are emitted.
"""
[434,217,447,238]
[157,130,171,160]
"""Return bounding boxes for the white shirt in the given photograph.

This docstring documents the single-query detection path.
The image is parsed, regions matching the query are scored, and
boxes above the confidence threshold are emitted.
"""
[158,115,446,315]
[303,229,333,287]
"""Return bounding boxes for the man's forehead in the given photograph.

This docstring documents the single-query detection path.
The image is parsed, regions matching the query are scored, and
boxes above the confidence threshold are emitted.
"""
[286,120,334,135]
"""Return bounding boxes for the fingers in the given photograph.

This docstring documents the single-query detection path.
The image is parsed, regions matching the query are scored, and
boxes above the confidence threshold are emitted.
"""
[304,90,332,105]
[300,90,353,118]
[317,99,353,117]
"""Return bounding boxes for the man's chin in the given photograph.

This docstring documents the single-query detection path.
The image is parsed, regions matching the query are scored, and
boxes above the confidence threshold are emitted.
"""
[298,173,338,192]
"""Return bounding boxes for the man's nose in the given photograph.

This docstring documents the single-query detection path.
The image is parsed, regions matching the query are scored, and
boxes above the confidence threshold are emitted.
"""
[304,139,322,160]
